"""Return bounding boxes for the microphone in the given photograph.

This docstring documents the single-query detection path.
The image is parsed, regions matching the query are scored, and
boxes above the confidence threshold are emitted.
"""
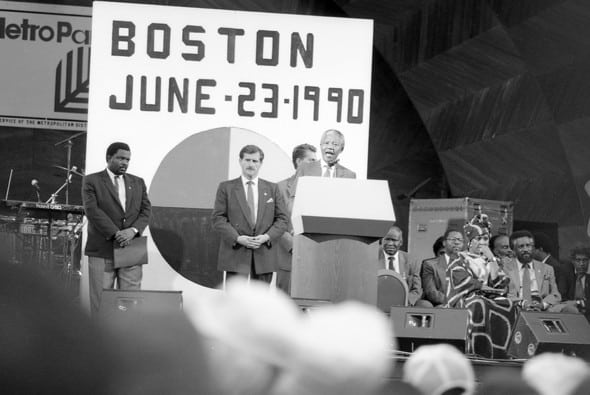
[31,179,41,202]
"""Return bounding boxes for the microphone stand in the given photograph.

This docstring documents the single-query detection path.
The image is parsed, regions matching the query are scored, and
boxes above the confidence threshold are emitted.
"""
[46,177,71,204]
[54,131,86,205]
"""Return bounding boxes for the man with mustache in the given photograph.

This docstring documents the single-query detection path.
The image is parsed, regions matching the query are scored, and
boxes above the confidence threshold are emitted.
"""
[504,230,561,311]
[294,129,356,179]
[212,145,288,284]
[82,142,152,315]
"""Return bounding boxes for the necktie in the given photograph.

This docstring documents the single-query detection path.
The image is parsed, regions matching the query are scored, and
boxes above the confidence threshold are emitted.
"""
[575,275,585,300]
[246,181,256,224]
[115,175,126,210]
[522,263,532,304]
[322,165,331,177]
[388,256,397,272]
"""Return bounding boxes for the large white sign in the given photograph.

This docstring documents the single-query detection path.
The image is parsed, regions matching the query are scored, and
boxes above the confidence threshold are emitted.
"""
[0,1,90,130]
[86,1,373,316]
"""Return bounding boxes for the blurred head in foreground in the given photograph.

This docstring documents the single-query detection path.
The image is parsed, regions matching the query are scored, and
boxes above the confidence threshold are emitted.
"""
[0,261,216,395]
[402,344,475,395]
[522,353,590,395]
[193,278,394,395]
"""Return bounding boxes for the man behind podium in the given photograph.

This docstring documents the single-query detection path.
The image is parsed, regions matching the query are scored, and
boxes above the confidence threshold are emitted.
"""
[212,145,288,284]
[277,143,317,294]
[295,129,356,179]
[82,142,152,315]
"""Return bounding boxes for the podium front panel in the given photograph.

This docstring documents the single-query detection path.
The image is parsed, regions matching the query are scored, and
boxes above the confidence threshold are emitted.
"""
[291,234,379,305]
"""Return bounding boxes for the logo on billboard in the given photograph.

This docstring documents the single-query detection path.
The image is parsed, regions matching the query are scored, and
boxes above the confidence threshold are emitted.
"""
[54,46,90,114]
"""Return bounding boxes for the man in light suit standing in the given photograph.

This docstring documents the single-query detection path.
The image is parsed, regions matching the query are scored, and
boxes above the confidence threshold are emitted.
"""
[212,145,288,284]
[295,129,356,179]
[504,230,561,311]
[82,142,152,315]
[380,226,427,306]
[276,143,317,294]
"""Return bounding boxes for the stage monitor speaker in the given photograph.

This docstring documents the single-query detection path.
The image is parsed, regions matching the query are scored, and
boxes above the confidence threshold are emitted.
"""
[508,312,590,361]
[390,307,469,353]
[99,289,183,320]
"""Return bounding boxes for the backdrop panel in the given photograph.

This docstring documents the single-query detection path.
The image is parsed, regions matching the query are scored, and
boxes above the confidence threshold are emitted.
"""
[85,1,374,320]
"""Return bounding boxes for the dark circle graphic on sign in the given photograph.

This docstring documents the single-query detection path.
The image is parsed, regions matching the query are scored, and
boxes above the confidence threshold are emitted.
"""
[149,127,291,288]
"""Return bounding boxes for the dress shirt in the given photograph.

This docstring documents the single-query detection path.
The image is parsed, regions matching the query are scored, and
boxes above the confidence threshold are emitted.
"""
[241,175,259,223]
[106,168,126,211]
[384,251,400,273]
[320,159,335,178]
[518,260,539,296]
[444,253,452,265]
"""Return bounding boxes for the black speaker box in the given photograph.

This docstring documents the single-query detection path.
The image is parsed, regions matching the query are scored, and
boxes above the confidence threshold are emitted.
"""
[508,312,590,360]
[390,307,469,353]
[98,289,183,319]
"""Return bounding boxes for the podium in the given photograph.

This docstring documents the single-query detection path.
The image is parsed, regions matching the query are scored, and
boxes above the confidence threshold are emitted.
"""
[290,177,395,305]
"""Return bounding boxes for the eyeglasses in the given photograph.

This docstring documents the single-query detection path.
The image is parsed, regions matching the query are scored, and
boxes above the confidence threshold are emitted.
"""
[446,237,464,243]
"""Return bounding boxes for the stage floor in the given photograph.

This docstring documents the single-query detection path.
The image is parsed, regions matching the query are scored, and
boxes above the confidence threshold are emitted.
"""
[387,350,526,381]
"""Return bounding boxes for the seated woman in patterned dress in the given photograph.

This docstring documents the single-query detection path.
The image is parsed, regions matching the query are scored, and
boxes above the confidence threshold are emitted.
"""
[444,214,518,359]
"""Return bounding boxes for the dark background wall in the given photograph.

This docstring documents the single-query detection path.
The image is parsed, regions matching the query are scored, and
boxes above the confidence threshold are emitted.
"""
[2,0,590,259]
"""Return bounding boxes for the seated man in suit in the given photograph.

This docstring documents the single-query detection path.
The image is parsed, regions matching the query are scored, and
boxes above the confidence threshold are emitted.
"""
[380,225,428,306]
[295,129,355,179]
[504,230,561,311]
[554,247,590,317]
[532,232,576,300]
[211,145,288,284]
[421,229,465,307]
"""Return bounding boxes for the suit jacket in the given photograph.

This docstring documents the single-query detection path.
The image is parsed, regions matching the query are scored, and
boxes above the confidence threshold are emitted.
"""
[575,273,590,301]
[546,255,576,301]
[276,174,296,271]
[421,255,448,306]
[379,250,423,306]
[504,259,561,307]
[82,170,151,259]
[288,160,356,204]
[212,177,288,275]
[579,274,590,319]
[296,160,356,179]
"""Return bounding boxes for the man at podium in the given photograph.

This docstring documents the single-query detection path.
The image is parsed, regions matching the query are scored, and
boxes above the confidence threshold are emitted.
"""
[295,129,356,179]
[211,145,288,284]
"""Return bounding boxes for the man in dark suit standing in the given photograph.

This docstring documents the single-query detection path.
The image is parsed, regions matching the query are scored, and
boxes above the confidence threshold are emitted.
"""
[212,145,288,284]
[295,129,356,179]
[421,229,465,307]
[82,142,152,315]
[276,143,317,294]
